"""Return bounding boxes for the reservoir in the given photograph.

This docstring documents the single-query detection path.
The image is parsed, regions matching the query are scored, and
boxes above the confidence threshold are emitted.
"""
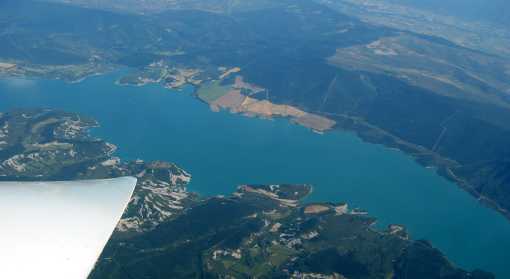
[1,74,509,278]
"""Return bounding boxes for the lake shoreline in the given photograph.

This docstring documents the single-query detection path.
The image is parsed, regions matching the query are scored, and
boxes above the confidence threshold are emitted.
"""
[1,73,510,277]
[3,68,510,223]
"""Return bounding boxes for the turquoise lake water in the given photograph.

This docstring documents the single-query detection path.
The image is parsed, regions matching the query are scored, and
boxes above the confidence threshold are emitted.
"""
[0,74,509,277]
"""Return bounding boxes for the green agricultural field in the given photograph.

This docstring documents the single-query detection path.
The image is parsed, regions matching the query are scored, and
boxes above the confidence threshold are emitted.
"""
[196,81,231,103]
[268,244,297,266]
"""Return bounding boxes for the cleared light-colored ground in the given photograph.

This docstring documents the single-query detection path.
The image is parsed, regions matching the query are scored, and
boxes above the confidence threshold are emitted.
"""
[293,113,336,132]
[219,67,241,80]
[304,204,330,214]
[199,78,336,132]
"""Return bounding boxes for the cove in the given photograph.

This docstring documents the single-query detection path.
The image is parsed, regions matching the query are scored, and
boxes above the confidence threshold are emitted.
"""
[0,73,509,278]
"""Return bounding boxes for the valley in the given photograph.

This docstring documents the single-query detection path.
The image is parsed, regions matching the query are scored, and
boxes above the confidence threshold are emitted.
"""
[1,74,510,277]
[1,0,510,277]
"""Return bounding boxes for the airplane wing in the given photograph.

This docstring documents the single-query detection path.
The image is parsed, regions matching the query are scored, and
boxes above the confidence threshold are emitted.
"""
[0,177,137,279]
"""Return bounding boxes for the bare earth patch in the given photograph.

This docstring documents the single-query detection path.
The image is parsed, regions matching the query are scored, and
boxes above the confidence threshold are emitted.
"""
[213,90,246,111]
[293,113,336,132]
[304,204,330,214]
[204,80,336,132]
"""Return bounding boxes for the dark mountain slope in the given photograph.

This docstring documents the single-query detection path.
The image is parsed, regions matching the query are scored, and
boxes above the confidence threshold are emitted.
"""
[2,0,510,221]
